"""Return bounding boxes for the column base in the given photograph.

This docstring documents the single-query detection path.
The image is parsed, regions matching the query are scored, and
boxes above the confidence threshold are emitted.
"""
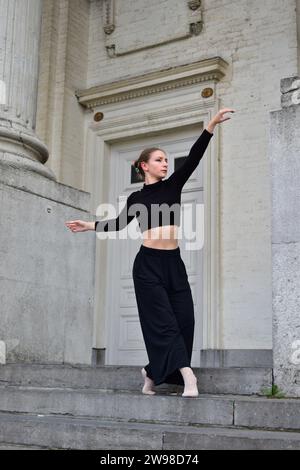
[0,124,55,180]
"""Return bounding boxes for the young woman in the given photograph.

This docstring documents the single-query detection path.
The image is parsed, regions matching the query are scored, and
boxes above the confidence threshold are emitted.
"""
[66,108,235,398]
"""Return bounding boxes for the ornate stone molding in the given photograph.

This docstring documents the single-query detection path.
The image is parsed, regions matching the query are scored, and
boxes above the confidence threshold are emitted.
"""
[188,0,203,36]
[75,57,228,108]
[103,0,115,35]
[103,0,204,58]
[188,0,202,10]
[87,102,215,141]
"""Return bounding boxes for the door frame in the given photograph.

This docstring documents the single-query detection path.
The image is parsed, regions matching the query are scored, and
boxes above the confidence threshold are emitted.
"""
[104,130,207,365]
[80,60,226,361]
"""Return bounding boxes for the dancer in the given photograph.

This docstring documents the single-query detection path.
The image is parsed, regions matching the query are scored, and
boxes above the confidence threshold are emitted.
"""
[66,108,235,397]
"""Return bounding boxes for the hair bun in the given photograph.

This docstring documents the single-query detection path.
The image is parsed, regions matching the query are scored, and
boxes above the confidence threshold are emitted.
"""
[132,160,138,172]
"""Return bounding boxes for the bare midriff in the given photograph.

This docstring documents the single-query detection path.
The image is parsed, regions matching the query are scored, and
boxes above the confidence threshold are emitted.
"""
[142,225,179,249]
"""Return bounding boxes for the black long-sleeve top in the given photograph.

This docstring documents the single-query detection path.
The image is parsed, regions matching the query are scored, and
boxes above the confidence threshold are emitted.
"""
[95,128,213,234]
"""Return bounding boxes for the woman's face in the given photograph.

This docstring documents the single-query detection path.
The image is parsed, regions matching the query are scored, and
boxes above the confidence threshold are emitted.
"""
[142,150,168,179]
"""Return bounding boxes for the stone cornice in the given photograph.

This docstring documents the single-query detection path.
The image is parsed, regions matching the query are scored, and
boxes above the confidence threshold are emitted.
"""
[75,57,228,108]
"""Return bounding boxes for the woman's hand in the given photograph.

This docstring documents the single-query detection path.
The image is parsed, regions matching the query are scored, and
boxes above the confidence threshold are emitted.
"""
[206,108,236,133]
[65,220,95,232]
[213,108,236,124]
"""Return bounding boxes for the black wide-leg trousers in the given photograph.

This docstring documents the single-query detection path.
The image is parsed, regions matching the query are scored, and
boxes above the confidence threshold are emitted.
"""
[132,244,195,386]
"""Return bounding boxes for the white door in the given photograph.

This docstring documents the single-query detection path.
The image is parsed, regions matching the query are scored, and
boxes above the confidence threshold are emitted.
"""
[105,126,205,367]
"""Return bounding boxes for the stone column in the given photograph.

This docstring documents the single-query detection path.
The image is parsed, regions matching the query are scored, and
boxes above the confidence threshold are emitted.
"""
[0,0,94,365]
[0,0,55,180]
[270,76,300,397]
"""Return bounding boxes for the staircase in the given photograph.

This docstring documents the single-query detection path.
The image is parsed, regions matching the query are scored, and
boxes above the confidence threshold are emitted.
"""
[0,363,299,450]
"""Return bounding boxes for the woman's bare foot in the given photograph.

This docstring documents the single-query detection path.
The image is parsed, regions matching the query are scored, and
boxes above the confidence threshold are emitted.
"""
[141,367,156,395]
[179,367,199,397]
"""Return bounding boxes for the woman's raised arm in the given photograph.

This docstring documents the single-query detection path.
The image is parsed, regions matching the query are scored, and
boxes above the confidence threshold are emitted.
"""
[167,108,235,189]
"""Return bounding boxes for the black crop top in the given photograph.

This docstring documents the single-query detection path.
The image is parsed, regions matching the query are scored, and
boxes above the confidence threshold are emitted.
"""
[95,128,213,234]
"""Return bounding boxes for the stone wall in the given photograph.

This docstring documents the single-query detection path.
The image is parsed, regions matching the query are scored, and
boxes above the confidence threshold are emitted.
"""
[270,76,300,397]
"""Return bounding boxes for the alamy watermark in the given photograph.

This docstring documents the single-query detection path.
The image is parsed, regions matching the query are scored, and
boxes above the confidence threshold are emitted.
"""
[95,201,205,250]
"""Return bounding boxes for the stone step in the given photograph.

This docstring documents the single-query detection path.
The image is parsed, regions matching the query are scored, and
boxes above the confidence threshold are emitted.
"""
[0,385,299,431]
[0,442,49,450]
[0,411,299,450]
[0,363,272,396]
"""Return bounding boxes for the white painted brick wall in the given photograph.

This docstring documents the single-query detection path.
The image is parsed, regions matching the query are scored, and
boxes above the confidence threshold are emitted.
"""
[36,0,90,186]
[38,0,298,349]
[87,0,298,348]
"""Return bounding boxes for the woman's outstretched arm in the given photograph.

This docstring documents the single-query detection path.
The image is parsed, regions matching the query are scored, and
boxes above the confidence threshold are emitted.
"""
[65,192,136,233]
